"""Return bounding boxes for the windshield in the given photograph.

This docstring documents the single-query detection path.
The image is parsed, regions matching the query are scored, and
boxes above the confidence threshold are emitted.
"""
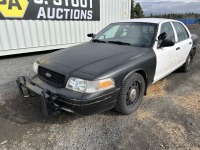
[94,22,158,47]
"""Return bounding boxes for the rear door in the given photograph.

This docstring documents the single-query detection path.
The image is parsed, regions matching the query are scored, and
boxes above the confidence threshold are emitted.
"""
[171,22,193,65]
[153,22,178,82]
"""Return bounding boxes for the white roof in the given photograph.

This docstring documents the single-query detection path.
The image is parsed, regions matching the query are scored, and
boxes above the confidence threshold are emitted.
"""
[116,18,177,24]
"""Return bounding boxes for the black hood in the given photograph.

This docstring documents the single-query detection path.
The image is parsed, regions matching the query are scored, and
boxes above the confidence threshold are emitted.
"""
[41,42,151,76]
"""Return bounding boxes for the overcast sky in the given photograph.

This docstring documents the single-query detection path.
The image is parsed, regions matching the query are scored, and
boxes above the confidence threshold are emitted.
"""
[135,0,200,15]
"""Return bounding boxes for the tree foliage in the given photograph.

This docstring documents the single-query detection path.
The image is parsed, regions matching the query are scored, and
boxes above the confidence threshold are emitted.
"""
[148,12,200,19]
[131,0,144,18]
[130,0,200,19]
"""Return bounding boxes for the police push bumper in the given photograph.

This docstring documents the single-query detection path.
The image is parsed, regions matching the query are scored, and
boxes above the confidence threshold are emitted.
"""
[16,76,61,116]
[16,74,119,116]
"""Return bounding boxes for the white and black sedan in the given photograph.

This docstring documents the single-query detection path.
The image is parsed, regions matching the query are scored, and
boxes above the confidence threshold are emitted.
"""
[17,18,198,116]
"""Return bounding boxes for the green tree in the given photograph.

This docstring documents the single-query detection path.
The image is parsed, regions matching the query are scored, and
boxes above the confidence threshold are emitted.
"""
[134,3,144,18]
[130,0,135,18]
[131,0,144,18]
[150,12,200,19]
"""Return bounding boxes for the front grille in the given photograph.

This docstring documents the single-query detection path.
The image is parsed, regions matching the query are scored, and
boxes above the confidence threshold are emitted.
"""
[38,66,65,87]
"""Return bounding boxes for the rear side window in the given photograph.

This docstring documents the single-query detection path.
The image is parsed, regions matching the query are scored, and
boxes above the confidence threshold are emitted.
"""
[172,22,189,42]
[160,22,175,42]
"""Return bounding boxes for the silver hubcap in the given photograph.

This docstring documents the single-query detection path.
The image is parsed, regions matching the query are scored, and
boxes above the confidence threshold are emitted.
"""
[129,89,137,102]
[187,56,191,66]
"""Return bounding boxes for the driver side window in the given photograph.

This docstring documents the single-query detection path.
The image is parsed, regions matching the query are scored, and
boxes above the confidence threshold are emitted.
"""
[160,22,175,42]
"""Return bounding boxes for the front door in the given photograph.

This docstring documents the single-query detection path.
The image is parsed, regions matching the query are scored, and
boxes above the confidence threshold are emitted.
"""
[153,22,178,82]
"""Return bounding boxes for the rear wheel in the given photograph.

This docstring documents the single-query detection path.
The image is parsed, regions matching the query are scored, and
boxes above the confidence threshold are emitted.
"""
[179,53,193,72]
[115,73,145,115]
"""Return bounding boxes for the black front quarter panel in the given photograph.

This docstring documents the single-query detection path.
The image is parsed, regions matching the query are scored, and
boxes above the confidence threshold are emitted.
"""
[93,49,157,89]
[81,88,120,115]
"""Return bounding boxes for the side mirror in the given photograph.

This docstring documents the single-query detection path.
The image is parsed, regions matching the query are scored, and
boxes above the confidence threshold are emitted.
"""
[87,33,96,38]
[160,39,175,47]
[158,32,167,41]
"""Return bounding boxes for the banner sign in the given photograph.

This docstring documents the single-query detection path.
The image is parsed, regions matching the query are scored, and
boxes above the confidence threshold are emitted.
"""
[0,0,100,21]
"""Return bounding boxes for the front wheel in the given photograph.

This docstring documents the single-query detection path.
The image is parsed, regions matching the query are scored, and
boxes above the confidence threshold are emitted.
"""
[115,73,145,115]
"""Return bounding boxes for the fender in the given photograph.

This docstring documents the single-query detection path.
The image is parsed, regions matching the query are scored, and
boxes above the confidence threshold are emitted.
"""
[122,69,149,95]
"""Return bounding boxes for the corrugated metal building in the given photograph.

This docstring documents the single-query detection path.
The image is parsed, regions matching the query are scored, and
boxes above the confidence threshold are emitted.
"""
[0,0,131,56]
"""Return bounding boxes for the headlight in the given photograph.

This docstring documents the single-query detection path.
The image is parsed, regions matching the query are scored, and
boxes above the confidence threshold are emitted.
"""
[66,77,115,93]
[33,62,39,74]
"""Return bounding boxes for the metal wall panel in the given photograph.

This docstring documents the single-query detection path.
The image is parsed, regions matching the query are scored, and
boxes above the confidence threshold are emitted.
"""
[0,0,131,56]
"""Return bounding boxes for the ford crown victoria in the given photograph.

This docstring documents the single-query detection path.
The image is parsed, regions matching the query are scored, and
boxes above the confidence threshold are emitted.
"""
[17,18,198,116]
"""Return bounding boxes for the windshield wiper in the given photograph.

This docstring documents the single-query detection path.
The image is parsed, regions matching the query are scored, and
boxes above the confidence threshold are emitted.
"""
[107,41,131,46]
[92,39,106,43]
[133,44,149,48]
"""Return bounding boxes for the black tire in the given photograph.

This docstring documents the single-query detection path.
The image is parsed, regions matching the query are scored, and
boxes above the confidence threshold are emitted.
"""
[115,73,145,115]
[179,53,193,72]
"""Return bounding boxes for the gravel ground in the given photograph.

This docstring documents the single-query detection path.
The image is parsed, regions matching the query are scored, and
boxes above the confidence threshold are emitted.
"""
[0,26,200,150]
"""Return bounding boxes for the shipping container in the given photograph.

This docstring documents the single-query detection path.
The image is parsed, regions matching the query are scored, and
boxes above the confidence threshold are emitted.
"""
[0,0,131,56]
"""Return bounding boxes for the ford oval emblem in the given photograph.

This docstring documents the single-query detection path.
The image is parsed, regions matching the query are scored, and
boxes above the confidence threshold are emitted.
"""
[45,73,51,78]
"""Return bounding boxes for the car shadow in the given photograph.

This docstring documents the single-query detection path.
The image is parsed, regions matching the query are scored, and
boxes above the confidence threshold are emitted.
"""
[1,91,122,125]
[0,94,82,125]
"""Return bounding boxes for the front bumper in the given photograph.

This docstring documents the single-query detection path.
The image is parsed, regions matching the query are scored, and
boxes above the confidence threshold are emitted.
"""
[16,76,119,116]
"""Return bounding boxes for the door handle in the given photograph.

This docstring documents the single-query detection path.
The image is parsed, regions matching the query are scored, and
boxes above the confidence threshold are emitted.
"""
[176,47,180,50]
